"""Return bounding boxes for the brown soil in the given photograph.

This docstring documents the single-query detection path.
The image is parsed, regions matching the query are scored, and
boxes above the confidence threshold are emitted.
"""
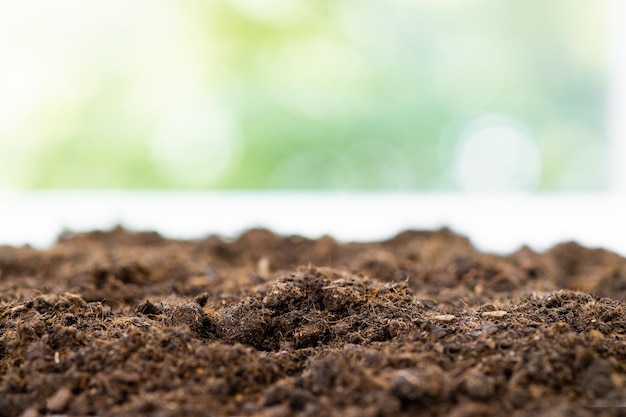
[1,227,625,416]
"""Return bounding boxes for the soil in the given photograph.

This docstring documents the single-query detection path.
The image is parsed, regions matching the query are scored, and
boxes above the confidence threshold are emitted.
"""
[1,227,625,416]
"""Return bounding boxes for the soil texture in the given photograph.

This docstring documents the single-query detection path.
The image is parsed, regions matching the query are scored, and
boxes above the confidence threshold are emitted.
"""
[1,227,625,416]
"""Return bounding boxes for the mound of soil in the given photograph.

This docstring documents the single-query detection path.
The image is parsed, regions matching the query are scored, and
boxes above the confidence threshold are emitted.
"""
[1,227,625,416]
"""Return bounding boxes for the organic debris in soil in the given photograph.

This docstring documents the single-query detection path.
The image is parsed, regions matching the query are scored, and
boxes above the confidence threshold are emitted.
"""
[0,227,625,416]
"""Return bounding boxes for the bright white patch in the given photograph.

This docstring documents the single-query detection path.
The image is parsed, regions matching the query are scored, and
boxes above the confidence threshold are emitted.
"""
[453,115,541,192]
[150,98,240,187]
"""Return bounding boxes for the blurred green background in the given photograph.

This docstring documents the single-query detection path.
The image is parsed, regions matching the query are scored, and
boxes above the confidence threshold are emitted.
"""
[0,0,607,190]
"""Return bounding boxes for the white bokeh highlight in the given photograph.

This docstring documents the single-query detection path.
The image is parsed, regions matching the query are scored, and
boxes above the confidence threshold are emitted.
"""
[453,115,542,192]
[150,98,241,187]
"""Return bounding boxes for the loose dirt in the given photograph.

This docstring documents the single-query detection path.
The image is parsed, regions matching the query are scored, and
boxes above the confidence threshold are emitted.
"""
[1,227,625,416]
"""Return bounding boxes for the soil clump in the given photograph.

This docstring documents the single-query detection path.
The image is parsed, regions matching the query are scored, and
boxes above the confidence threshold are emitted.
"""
[1,227,625,416]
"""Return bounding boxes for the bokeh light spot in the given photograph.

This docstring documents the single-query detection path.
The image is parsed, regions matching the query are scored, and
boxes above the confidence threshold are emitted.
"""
[150,98,240,187]
[453,115,542,192]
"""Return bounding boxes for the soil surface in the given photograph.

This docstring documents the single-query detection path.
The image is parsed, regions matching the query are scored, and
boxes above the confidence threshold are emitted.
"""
[1,227,625,416]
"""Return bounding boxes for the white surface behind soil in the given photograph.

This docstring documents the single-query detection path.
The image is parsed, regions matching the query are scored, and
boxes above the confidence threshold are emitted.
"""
[0,191,624,256]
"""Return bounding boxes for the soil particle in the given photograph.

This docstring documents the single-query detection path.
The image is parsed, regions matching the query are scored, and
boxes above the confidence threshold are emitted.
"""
[46,387,72,413]
[433,314,456,322]
[481,310,508,319]
[1,227,626,416]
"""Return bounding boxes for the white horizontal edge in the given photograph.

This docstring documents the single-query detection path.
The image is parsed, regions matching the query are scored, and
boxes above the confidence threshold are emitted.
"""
[0,191,624,256]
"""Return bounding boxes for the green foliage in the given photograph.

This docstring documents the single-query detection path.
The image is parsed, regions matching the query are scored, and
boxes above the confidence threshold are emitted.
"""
[0,0,607,190]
